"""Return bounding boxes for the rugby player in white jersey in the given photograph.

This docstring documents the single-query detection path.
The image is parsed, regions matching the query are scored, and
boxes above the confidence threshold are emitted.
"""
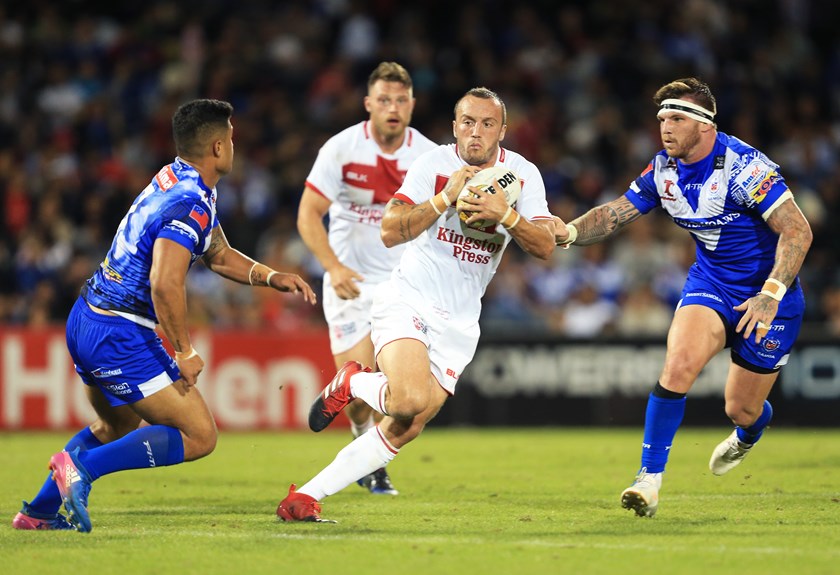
[555,77,812,517]
[277,87,561,522]
[297,62,436,495]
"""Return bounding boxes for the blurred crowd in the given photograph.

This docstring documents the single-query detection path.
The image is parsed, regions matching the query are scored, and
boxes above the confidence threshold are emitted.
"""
[1,0,838,338]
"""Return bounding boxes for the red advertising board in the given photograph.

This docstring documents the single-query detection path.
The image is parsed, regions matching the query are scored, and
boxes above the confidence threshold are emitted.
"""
[0,327,340,430]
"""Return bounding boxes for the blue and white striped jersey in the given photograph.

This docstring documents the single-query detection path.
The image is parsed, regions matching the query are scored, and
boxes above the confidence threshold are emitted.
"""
[625,132,792,293]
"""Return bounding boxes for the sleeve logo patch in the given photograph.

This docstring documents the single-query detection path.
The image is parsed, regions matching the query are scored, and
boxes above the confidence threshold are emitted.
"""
[189,204,210,230]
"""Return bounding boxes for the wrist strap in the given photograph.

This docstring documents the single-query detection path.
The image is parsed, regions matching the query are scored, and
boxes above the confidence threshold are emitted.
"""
[760,278,786,301]
[431,196,443,215]
[266,270,279,287]
[248,262,259,286]
[501,206,520,229]
[557,223,578,247]
[175,347,197,360]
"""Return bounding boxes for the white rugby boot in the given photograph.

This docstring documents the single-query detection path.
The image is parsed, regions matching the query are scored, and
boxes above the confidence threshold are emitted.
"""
[620,467,662,517]
[709,430,753,476]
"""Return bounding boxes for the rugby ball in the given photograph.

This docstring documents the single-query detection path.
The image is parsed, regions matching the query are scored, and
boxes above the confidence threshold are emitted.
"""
[456,166,521,229]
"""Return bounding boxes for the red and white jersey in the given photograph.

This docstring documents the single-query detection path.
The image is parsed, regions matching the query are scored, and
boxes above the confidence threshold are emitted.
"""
[392,144,552,323]
[306,121,436,282]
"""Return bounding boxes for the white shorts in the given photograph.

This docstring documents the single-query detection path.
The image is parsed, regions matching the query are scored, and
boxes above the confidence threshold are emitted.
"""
[370,280,480,395]
[322,273,377,355]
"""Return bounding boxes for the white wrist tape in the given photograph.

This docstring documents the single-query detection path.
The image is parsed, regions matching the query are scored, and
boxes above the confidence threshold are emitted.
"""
[266,270,279,287]
[175,347,197,360]
[558,223,578,246]
[760,278,786,301]
[248,262,259,286]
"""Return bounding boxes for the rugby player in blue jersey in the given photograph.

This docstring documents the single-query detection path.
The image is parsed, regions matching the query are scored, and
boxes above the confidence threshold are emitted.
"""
[555,78,812,517]
[12,99,316,532]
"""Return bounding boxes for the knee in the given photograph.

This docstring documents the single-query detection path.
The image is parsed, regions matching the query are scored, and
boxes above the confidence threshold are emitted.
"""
[183,419,219,461]
[387,387,429,420]
[724,401,761,427]
[89,418,140,443]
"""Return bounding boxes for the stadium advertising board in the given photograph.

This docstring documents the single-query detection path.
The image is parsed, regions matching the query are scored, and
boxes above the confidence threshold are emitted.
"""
[1,328,837,429]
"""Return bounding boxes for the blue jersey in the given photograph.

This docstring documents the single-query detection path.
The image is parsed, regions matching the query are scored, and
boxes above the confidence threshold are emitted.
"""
[624,132,792,295]
[82,158,219,323]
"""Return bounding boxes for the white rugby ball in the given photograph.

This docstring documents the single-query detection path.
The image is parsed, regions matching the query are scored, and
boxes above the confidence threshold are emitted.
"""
[456,165,521,229]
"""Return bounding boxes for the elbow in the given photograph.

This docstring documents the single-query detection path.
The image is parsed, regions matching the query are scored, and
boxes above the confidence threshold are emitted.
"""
[380,227,402,248]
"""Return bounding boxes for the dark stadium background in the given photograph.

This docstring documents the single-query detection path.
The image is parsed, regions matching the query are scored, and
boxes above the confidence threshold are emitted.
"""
[0,0,837,428]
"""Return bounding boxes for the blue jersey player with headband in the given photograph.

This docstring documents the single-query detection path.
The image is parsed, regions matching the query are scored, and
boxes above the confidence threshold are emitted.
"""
[555,77,812,518]
[12,99,316,532]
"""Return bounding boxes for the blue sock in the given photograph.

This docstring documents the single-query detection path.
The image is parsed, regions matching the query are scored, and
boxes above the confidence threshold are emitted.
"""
[640,391,687,474]
[75,425,185,481]
[29,427,104,515]
[736,400,773,444]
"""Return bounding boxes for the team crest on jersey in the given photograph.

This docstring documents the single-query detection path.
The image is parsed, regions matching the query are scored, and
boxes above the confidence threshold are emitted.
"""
[761,337,781,352]
[412,316,428,334]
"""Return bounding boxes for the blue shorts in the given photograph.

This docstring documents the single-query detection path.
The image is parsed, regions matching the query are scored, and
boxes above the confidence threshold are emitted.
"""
[678,268,805,371]
[66,297,181,406]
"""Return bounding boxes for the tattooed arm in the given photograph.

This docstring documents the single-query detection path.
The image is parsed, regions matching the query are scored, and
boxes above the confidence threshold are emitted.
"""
[762,197,813,288]
[734,196,812,343]
[202,225,316,302]
[556,196,644,246]
[381,165,479,247]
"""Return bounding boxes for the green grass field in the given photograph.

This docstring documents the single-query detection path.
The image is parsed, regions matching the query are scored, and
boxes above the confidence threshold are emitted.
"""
[2,428,839,575]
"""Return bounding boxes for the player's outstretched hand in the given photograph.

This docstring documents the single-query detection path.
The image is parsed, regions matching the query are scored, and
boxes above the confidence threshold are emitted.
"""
[733,294,779,343]
[269,272,318,305]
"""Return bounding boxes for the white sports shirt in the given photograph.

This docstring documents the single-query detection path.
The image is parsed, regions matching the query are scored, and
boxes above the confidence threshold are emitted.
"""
[305,121,437,283]
[392,144,553,322]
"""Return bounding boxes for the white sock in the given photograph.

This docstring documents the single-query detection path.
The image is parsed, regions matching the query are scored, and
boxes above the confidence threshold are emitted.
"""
[350,371,389,415]
[298,426,398,500]
[350,412,374,438]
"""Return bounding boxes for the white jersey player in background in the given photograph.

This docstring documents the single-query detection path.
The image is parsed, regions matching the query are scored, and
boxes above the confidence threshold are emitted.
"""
[296,61,436,495]
[278,87,562,522]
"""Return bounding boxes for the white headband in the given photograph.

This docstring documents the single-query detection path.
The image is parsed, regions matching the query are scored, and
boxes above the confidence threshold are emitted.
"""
[657,98,715,124]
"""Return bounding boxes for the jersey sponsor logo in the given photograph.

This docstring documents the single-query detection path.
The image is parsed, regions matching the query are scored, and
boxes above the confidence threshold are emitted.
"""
[714,155,725,169]
[332,323,357,340]
[734,160,766,192]
[673,211,741,230]
[189,204,210,230]
[100,256,123,283]
[436,226,503,264]
[684,291,723,303]
[104,382,132,395]
[92,367,124,378]
[661,180,677,201]
[349,203,385,225]
[749,171,779,204]
[446,368,458,380]
[155,165,178,191]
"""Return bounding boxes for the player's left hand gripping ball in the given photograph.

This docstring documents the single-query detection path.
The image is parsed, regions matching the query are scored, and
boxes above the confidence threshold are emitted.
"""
[456,166,521,229]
